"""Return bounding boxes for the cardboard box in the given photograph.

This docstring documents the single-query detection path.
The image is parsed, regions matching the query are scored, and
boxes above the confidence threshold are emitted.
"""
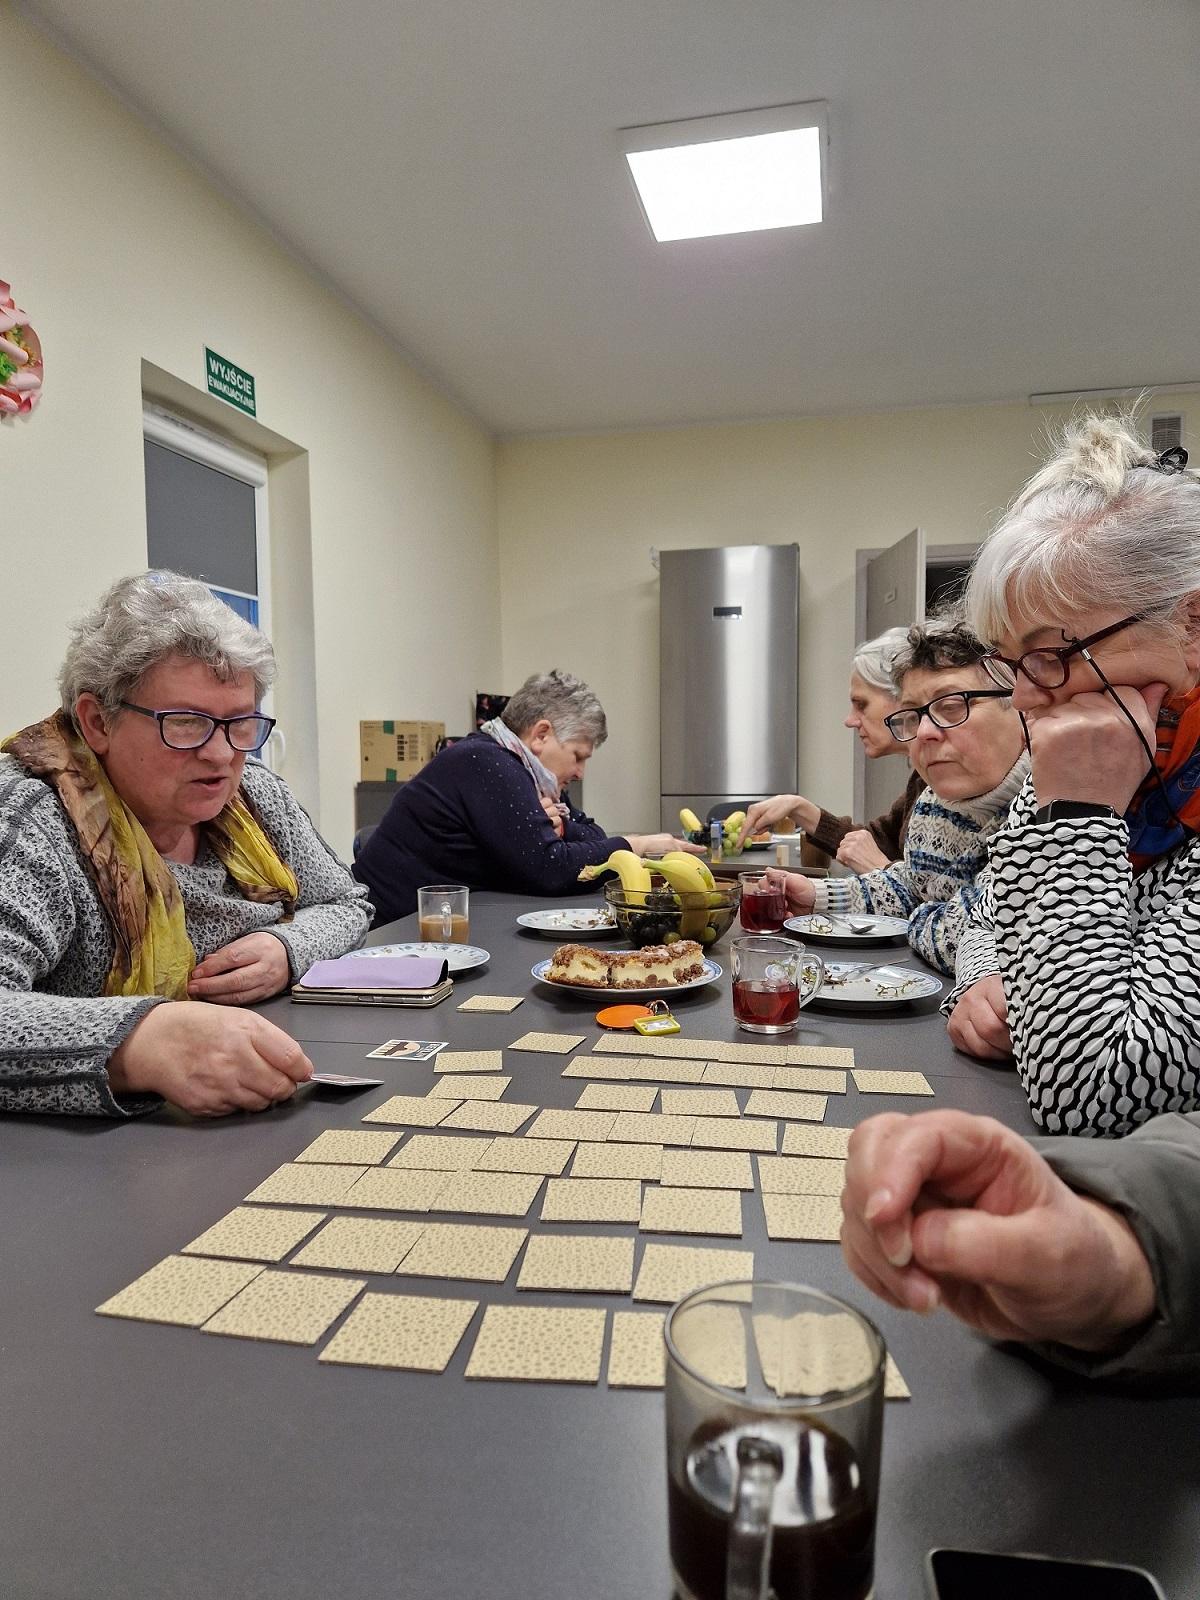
[359,721,444,783]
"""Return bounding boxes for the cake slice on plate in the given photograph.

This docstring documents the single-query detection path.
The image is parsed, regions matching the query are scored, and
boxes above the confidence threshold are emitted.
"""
[545,941,705,989]
[546,944,613,987]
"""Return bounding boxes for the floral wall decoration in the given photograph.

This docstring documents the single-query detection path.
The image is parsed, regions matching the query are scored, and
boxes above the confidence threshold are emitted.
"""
[0,281,43,416]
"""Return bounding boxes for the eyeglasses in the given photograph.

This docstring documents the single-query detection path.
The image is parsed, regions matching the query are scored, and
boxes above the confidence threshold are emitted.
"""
[884,689,1011,743]
[980,614,1142,690]
[118,701,276,752]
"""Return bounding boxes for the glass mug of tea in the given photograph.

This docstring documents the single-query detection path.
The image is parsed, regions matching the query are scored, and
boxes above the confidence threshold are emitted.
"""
[417,884,470,944]
[665,1281,885,1600]
[731,936,823,1033]
[738,873,788,934]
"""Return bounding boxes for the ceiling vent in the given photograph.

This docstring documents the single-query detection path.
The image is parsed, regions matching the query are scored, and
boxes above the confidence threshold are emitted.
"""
[1152,413,1184,453]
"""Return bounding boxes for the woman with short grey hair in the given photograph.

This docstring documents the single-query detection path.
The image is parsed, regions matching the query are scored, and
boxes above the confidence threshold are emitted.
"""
[739,625,919,871]
[946,415,1200,1134]
[355,667,698,923]
[58,571,277,721]
[0,570,371,1119]
[498,669,608,749]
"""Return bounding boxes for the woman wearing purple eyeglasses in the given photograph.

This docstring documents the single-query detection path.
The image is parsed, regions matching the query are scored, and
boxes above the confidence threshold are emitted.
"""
[946,416,1200,1136]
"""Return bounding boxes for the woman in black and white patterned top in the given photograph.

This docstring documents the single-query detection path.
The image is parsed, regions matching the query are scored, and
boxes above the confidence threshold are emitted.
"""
[946,416,1200,1135]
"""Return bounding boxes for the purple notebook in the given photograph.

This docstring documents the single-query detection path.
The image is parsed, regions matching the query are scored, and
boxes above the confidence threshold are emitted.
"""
[297,955,449,992]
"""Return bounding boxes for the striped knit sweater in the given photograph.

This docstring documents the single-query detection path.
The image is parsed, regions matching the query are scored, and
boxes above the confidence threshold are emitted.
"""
[811,755,1030,975]
[947,775,1200,1137]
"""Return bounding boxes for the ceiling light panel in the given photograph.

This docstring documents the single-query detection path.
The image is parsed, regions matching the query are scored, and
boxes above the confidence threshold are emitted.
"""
[621,102,827,243]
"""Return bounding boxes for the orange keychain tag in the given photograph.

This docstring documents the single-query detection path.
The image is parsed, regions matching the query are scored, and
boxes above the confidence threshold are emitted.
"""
[595,1003,654,1030]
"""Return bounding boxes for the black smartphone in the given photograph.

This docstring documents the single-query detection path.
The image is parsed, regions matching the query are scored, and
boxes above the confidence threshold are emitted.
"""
[927,1548,1167,1600]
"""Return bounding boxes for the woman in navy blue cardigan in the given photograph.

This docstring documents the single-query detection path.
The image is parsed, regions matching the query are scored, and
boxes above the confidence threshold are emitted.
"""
[353,670,695,925]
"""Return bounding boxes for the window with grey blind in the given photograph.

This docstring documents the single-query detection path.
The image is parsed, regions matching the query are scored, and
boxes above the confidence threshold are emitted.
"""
[142,416,269,630]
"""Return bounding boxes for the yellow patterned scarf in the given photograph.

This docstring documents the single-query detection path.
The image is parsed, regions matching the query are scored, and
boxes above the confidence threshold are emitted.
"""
[3,711,298,998]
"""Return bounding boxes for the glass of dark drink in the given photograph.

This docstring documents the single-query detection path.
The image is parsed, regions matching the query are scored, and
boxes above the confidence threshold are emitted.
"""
[738,873,788,934]
[665,1281,885,1600]
[731,936,824,1034]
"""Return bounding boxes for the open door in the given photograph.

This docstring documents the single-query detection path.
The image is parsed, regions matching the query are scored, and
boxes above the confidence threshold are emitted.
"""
[856,527,926,828]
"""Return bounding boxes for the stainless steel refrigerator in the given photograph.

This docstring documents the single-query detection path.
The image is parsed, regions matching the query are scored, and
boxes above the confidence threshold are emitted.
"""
[659,544,800,831]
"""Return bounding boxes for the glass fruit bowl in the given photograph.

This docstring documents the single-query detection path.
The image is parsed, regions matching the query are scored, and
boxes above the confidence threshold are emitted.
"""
[603,878,742,949]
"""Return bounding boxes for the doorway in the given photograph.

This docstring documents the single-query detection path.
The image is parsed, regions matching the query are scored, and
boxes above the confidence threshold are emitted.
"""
[926,558,973,616]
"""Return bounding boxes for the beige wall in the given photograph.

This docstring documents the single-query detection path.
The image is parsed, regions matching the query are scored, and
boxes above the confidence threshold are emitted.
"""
[1,6,499,856]
[9,5,1195,864]
[497,396,1200,830]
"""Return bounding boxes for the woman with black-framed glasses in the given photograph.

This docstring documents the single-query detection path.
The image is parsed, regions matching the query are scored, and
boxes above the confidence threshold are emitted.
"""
[0,571,370,1119]
[764,618,1028,974]
[947,416,1200,1136]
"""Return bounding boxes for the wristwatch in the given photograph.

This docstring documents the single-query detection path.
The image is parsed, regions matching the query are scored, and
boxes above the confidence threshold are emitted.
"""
[1033,799,1120,824]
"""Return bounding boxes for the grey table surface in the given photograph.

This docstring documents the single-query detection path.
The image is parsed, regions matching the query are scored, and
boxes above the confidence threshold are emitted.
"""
[2,891,1196,1599]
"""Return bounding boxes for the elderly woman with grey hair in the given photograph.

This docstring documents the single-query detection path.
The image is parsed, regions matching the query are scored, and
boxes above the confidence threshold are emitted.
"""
[945,416,1200,1136]
[354,669,696,923]
[739,626,920,871]
[0,571,371,1119]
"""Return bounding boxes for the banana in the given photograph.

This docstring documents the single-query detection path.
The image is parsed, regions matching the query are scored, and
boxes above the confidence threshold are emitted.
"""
[653,855,710,895]
[650,855,711,937]
[578,849,653,902]
[679,807,703,835]
[662,850,716,891]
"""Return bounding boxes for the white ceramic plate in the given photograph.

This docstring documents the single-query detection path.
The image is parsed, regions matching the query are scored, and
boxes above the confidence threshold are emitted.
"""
[785,913,910,948]
[811,961,943,1010]
[516,907,620,938]
[358,941,491,973]
[531,957,723,999]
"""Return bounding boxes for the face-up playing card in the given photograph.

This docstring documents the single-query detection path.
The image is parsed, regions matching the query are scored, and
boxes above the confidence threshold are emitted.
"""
[365,1040,449,1061]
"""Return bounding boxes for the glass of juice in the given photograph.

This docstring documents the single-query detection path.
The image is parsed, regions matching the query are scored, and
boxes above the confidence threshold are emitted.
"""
[417,884,470,944]
[738,873,788,934]
[731,936,823,1034]
[665,1281,885,1600]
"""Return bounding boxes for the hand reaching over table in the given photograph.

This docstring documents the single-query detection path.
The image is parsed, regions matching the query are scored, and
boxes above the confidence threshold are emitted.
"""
[625,833,706,858]
[840,1110,1155,1351]
[737,794,819,848]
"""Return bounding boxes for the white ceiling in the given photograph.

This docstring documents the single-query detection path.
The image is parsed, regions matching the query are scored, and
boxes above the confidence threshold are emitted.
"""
[22,0,1200,435]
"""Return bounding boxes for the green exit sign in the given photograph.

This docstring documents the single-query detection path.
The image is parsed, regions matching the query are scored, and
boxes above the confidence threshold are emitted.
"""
[205,347,256,416]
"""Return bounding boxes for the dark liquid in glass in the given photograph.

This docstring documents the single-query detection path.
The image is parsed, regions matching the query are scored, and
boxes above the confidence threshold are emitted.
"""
[732,979,800,1028]
[740,889,788,934]
[669,1418,875,1600]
